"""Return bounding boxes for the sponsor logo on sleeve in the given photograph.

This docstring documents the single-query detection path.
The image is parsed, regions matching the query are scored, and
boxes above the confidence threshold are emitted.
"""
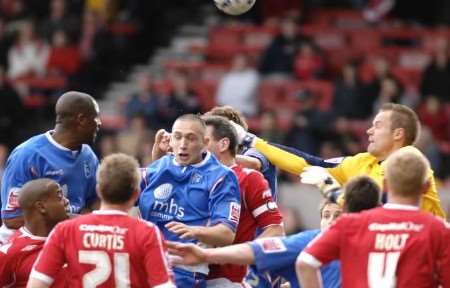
[258,238,287,253]
[6,187,21,210]
[229,202,241,224]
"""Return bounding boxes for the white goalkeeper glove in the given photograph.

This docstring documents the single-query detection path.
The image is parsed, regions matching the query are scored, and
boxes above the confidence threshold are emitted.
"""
[230,121,257,147]
[300,166,341,199]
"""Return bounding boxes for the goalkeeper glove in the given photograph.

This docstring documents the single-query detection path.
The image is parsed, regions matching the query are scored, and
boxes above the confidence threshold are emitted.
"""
[230,121,257,148]
[300,166,341,199]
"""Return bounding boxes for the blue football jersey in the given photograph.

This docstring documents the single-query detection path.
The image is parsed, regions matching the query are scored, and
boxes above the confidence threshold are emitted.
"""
[139,152,241,244]
[250,230,341,288]
[1,132,98,219]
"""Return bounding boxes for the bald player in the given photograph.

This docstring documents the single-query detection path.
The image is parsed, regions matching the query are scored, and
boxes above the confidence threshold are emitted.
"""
[0,91,101,244]
[0,178,69,287]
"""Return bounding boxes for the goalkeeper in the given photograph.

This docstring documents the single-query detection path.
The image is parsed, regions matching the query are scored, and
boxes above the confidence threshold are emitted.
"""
[232,103,446,218]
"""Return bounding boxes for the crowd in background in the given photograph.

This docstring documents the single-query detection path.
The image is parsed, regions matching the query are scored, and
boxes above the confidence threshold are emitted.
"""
[0,0,450,188]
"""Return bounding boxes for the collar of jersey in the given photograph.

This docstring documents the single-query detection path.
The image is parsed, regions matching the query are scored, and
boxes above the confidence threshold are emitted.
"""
[93,210,128,216]
[20,227,47,241]
[172,151,211,168]
[383,203,419,211]
[45,130,79,154]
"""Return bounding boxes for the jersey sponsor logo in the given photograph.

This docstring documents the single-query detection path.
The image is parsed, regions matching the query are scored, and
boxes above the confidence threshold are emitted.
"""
[84,161,91,178]
[190,172,203,184]
[152,183,184,220]
[45,169,64,176]
[258,238,287,253]
[154,183,173,200]
[229,202,240,224]
[368,222,423,232]
[6,187,20,210]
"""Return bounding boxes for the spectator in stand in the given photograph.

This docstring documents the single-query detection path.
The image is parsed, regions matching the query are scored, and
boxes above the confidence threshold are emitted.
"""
[259,17,308,76]
[0,66,25,148]
[0,0,29,23]
[294,42,324,80]
[216,54,260,117]
[421,37,450,103]
[259,111,285,143]
[333,61,367,119]
[158,72,201,128]
[46,29,81,76]
[418,96,450,178]
[284,90,332,155]
[0,18,14,69]
[124,72,161,127]
[40,0,79,42]
[361,56,393,116]
[372,76,403,113]
[79,10,114,92]
[7,20,49,80]
[117,114,154,164]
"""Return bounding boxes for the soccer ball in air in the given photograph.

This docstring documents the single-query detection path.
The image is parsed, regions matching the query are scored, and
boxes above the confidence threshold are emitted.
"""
[214,0,256,15]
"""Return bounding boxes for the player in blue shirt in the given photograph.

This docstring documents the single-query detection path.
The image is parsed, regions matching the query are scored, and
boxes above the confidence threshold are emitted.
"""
[0,91,101,244]
[139,114,241,288]
[167,175,381,288]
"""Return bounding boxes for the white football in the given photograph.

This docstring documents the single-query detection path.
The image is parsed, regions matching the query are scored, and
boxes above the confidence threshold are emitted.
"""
[214,0,256,15]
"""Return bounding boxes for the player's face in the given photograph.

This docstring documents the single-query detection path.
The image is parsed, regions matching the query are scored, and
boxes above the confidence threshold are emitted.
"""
[366,111,395,160]
[170,119,206,166]
[81,100,101,144]
[44,183,69,225]
[320,203,341,231]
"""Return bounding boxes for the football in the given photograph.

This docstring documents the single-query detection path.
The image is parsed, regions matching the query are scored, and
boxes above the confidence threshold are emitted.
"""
[214,0,256,15]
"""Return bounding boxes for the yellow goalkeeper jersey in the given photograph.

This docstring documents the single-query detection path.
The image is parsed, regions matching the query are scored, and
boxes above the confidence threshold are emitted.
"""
[254,138,446,218]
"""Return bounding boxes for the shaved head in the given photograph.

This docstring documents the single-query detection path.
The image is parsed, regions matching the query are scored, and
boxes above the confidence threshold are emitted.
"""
[54,91,101,146]
[18,178,68,236]
[55,91,98,125]
[18,179,61,213]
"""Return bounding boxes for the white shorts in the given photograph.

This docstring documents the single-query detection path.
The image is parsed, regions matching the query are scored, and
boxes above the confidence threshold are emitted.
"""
[206,278,250,288]
[0,224,16,245]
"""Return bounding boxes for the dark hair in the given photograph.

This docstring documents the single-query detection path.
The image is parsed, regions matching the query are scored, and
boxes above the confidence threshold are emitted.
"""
[343,176,381,213]
[96,153,140,204]
[202,115,238,156]
[205,106,248,131]
[380,103,420,146]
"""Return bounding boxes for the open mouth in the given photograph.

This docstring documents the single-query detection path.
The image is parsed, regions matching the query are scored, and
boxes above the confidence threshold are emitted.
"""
[178,153,189,161]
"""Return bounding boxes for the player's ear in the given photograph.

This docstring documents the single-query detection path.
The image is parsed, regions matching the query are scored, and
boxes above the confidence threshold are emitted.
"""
[35,200,46,214]
[220,138,230,153]
[392,127,404,142]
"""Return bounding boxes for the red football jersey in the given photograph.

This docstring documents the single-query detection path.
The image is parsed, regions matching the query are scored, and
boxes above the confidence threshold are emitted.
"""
[208,165,283,283]
[0,227,65,288]
[30,210,175,288]
[302,204,450,287]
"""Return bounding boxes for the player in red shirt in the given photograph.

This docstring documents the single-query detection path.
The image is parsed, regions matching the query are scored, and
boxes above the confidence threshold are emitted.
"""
[0,178,69,288]
[202,115,284,287]
[27,153,175,288]
[297,149,450,288]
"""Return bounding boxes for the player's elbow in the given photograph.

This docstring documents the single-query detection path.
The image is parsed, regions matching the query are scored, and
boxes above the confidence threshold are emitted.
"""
[259,224,285,238]
[216,228,235,247]
[209,224,235,247]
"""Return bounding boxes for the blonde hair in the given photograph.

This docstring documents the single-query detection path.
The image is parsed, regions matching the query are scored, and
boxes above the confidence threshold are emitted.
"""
[385,149,429,198]
[96,153,140,204]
